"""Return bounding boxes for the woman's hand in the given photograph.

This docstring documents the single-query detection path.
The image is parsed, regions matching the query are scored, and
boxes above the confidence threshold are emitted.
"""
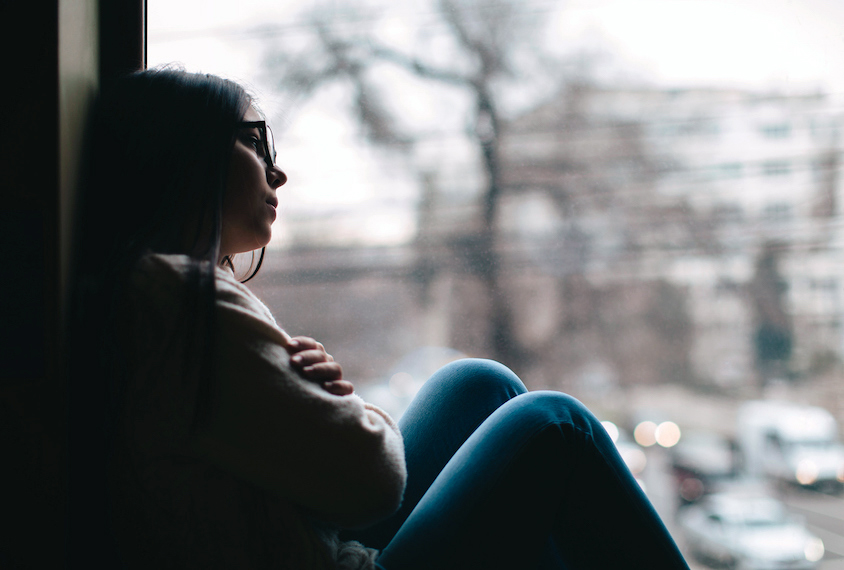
[285,336,354,396]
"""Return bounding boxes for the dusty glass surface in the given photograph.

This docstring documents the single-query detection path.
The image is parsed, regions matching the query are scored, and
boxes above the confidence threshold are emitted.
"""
[150,2,844,566]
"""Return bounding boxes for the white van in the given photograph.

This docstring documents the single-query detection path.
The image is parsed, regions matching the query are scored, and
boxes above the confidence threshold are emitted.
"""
[736,400,844,489]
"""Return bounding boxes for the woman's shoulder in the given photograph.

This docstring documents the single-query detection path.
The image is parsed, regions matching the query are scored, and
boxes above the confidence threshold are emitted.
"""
[129,253,206,303]
[214,263,278,325]
[132,252,199,280]
[131,253,277,325]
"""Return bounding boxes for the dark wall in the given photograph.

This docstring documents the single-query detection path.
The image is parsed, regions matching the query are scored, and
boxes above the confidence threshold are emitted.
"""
[0,1,144,566]
[1,2,63,568]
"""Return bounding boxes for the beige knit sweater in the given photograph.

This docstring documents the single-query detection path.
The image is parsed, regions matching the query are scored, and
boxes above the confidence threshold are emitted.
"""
[109,254,407,569]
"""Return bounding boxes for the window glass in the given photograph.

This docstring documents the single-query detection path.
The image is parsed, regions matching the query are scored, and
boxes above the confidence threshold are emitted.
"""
[150,0,844,561]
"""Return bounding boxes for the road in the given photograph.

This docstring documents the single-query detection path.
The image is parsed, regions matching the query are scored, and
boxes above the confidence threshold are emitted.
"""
[780,486,844,570]
[641,446,844,569]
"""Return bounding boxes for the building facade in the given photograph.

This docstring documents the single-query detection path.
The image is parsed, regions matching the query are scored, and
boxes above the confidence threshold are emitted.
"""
[498,84,844,390]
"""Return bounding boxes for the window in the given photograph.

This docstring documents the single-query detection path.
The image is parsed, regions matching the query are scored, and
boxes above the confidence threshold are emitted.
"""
[761,123,791,138]
[762,202,792,221]
[713,203,743,223]
[762,159,791,177]
[811,155,835,181]
[717,162,743,179]
[149,1,844,558]
[809,277,838,294]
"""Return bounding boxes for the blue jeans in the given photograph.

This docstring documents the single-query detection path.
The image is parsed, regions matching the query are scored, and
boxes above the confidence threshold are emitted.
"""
[345,359,689,569]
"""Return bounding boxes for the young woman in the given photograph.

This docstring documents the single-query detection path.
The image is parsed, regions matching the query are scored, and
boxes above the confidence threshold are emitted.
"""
[68,67,689,569]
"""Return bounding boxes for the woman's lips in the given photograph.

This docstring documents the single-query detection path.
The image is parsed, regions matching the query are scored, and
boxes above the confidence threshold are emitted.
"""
[266,195,279,220]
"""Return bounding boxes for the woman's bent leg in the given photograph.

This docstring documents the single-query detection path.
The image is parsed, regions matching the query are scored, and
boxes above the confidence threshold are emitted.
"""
[377,391,689,570]
[346,358,527,549]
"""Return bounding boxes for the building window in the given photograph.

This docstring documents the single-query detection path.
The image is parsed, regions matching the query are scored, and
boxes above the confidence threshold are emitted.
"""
[715,277,740,295]
[717,162,743,179]
[762,202,792,221]
[713,203,744,223]
[809,278,838,292]
[810,155,835,181]
[761,123,791,138]
[762,159,791,177]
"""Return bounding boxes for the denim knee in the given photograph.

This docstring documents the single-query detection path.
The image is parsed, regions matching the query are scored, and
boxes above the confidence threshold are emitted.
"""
[481,390,607,445]
[421,358,527,401]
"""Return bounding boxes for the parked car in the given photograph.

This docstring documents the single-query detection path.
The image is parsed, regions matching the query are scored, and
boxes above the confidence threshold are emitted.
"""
[677,491,825,570]
[670,431,739,504]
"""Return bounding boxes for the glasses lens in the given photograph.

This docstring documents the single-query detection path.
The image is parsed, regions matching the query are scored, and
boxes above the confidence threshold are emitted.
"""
[266,125,277,166]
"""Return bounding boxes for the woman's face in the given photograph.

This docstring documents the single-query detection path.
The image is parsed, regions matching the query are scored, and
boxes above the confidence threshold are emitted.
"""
[220,107,287,257]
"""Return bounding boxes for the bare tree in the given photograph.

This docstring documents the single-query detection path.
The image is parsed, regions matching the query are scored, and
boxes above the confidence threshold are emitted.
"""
[265,0,551,367]
[748,240,793,385]
[262,1,704,388]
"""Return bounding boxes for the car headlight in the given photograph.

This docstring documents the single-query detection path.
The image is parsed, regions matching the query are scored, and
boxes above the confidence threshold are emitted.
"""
[805,537,825,562]
[796,459,819,485]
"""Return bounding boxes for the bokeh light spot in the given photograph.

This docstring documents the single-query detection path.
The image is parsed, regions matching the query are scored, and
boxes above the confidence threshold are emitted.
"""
[634,421,658,447]
[601,421,619,443]
[655,421,681,448]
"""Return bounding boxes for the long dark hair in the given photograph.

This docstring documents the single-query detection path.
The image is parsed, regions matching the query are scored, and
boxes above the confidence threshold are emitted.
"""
[67,67,256,567]
[76,67,251,270]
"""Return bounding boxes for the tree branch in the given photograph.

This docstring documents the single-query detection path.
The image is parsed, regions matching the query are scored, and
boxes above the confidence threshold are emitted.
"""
[369,43,470,87]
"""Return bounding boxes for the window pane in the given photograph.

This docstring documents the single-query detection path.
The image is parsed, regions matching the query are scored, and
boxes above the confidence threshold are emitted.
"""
[150,1,844,563]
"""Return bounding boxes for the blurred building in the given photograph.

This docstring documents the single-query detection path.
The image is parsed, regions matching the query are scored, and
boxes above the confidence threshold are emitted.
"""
[496,83,844,391]
[253,82,844,402]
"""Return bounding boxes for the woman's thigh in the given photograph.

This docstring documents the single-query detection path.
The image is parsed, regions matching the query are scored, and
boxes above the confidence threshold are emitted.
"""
[345,358,527,549]
[377,391,689,570]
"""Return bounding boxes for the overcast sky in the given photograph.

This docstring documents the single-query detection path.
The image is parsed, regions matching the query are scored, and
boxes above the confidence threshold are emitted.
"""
[148,0,844,246]
[150,0,844,91]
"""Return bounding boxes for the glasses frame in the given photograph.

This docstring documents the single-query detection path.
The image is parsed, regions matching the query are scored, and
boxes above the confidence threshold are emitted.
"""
[237,120,277,169]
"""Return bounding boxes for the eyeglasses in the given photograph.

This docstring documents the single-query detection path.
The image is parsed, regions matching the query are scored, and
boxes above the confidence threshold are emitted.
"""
[237,120,277,169]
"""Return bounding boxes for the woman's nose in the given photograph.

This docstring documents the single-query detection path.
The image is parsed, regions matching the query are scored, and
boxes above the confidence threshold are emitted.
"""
[268,165,287,189]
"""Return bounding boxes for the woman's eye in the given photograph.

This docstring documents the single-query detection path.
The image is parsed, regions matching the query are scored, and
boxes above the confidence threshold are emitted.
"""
[249,136,262,153]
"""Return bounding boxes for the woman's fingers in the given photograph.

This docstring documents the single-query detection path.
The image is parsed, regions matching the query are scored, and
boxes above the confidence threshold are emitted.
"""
[286,337,346,387]
[287,338,335,365]
[290,349,336,368]
[290,350,343,382]
[301,362,343,380]
[286,336,326,354]
[320,379,355,396]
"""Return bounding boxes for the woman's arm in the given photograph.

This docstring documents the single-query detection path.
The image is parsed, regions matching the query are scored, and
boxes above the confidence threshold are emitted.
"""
[284,335,355,397]
[193,278,407,529]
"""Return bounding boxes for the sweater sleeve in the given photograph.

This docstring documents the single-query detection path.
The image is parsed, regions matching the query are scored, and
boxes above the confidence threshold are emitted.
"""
[195,268,407,529]
[138,256,407,529]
